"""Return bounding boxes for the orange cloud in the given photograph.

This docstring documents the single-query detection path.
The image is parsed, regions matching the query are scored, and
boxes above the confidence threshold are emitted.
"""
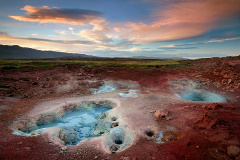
[9,5,105,26]
[120,0,240,44]
[9,5,112,44]
[89,19,110,31]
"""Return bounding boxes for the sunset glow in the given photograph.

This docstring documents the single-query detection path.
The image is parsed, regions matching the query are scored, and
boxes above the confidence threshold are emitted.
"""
[0,0,240,58]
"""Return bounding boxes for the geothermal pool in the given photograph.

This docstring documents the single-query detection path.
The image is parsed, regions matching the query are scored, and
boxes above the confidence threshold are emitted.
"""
[39,107,111,145]
[11,79,229,153]
[14,106,112,145]
[37,107,110,129]
[176,89,227,102]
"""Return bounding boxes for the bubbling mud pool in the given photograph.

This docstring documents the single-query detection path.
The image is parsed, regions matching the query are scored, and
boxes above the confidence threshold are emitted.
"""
[12,100,135,152]
[35,107,111,145]
[170,79,227,103]
[176,89,227,102]
[13,101,115,145]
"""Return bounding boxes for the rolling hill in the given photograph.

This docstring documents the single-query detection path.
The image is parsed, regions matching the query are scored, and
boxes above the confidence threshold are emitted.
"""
[0,44,95,59]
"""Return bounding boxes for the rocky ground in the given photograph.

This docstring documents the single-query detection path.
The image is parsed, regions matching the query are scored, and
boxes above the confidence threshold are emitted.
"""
[0,57,240,160]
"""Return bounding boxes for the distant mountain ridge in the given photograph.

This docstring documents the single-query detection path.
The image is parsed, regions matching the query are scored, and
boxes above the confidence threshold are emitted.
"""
[0,44,187,60]
[129,56,187,60]
[0,44,95,59]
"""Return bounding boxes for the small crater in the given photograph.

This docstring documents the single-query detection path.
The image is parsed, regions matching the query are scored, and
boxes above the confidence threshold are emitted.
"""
[145,130,154,137]
[32,82,38,85]
[111,122,119,128]
[113,133,124,144]
[111,117,117,121]
[106,127,134,153]
[115,139,123,144]
[110,144,120,153]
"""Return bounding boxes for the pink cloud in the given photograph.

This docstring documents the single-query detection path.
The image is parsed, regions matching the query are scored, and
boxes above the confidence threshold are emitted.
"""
[120,0,240,44]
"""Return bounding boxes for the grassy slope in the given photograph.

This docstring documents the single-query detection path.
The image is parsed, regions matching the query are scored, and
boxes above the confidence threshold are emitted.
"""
[0,59,184,69]
[0,56,239,70]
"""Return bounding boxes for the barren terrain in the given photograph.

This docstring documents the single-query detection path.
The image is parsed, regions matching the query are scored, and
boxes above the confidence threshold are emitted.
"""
[0,57,240,160]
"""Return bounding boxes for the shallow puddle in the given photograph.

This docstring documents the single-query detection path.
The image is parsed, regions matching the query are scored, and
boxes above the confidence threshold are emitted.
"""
[91,80,142,98]
[118,90,139,98]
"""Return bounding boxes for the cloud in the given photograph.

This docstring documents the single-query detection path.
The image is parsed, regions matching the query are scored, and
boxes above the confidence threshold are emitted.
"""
[0,32,92,44]
[56,30,67,35]
[159,46,198,50]
[9,5,103,25]
[0,32,118,53]
[210,33,240,39]
[204,37,240,43]
[89,19,110,32]
[119,0,240,44]
[0,32,9,36]
[79,29,112,42]
[121,47,143,52]
[9,5,112,44]
[113,28,121,32]
[9,5,111,31]
[167,36,240,48]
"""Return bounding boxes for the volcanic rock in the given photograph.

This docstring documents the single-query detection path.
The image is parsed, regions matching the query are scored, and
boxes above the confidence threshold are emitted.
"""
[154,109,168,119]
[227,145,240,158]
[207,104,223,110]
[194,110,220,130]
[61,146,68,151]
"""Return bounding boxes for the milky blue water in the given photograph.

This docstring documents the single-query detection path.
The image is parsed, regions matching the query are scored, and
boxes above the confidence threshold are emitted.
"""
[35,107,111,144]
[177,90,227,102]
[92,84,117,94]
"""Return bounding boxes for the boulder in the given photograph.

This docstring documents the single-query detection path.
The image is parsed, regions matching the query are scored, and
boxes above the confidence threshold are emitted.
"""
[194,110,220,130]
[154,109,169,119]
[227,145,240,158]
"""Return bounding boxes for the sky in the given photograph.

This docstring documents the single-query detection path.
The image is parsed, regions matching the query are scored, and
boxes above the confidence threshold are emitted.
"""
[0,0,240,58]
